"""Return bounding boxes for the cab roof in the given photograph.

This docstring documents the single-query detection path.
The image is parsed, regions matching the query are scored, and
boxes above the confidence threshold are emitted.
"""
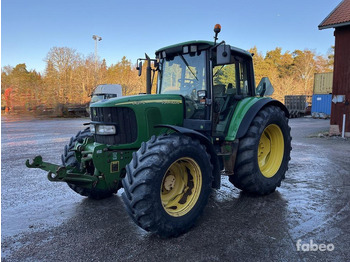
[156,40,214,54]
[155,40,252,58]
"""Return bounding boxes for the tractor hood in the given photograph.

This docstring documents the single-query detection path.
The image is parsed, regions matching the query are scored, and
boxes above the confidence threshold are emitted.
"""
[89,94,184,149]
[90,94,184,108]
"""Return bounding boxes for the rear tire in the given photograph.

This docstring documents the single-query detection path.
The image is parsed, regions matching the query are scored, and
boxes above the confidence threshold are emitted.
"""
[62,128,116,200]
[229,105,291,195]
[122,134,212,237]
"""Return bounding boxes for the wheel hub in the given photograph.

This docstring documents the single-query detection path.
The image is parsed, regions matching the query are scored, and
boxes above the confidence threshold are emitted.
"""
[164,174,176,191]
[258,124,284,178]
[161,157,202,217]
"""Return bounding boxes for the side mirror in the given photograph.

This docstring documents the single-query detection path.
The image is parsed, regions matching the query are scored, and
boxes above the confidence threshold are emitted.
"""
[256,77,274,97]
[153,60,159,69]
[136,61,142,76]
[216,44,231,65]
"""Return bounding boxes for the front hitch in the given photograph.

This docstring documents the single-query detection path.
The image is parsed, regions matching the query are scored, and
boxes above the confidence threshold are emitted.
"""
[26,156,97,183]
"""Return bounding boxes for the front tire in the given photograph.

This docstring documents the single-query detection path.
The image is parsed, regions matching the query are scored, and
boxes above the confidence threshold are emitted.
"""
[62,128,117,200]
[229,105,291,195]
[122,134,212,237]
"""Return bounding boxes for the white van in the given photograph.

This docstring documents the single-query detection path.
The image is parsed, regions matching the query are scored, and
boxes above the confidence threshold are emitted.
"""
[90,84,123,104]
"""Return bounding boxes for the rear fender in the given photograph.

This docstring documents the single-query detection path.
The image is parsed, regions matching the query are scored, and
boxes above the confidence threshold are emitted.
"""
[226,98,289,141]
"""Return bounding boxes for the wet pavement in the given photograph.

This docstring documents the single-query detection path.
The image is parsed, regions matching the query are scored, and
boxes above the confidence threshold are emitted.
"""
[1,115,350,261]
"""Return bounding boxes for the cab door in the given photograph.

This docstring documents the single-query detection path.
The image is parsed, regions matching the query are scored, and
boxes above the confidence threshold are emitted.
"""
[212,55,253,137]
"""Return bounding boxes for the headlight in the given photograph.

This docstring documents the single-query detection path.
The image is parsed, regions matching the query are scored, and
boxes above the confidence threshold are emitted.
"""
[90,124,96,134]
[96,125,116,135]
[90,124,116,135]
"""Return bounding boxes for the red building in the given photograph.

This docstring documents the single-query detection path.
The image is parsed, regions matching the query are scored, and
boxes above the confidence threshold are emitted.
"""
[319,0,350,137]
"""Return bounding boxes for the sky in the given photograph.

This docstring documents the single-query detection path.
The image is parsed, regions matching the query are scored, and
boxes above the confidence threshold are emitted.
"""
[1,0,341,73]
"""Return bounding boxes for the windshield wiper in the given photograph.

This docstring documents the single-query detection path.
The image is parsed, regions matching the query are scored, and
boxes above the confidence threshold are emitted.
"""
[179,54,198,81]
[213,65,224,78]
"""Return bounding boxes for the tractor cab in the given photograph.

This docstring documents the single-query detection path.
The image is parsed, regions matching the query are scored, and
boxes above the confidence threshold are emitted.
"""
[151,33,257,139]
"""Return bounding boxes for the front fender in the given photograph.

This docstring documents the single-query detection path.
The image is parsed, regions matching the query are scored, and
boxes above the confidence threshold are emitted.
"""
[155,124,221,189]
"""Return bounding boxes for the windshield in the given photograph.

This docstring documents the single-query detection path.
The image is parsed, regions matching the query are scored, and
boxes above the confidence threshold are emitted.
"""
[91,95,105,103]
[159,51,206,99]
[90,94,117,104]
[158,51,207,119]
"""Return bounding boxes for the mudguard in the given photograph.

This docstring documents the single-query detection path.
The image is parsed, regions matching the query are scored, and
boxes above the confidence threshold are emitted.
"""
[155,124,221,189]
[226,97,289,141]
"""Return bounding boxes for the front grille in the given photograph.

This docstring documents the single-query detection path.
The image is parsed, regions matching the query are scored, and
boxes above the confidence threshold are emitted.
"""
[91,107,137,145]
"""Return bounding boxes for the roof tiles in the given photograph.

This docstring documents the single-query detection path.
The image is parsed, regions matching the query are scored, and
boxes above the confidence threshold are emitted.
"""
[319,0,350,29]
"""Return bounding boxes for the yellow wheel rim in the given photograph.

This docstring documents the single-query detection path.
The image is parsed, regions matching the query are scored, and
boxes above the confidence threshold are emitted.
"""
[258,124,284,178]
[161,157,202,217]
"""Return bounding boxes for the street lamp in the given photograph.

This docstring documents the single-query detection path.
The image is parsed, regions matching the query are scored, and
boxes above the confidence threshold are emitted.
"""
[92,35,102,71]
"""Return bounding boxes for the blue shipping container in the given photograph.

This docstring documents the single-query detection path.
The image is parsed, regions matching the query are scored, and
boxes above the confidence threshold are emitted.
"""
[311,94,332,115]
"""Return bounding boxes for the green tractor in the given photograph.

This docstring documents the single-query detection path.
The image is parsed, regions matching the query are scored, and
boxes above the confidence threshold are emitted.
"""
[27,25,291,237]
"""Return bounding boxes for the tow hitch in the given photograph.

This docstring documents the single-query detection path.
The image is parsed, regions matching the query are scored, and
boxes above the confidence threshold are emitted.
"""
[26,156,97,183]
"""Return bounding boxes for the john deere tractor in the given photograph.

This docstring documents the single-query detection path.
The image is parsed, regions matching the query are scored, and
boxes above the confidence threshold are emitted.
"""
[27,25,291,237]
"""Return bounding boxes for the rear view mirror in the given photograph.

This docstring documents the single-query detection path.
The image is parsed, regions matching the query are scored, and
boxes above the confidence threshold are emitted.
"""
[136,61,142,76]
[153,60,159,69]
[216,44,231,65]
[256,77,274,97]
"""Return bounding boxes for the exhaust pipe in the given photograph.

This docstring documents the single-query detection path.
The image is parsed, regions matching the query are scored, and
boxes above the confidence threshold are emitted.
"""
[146,54,152,94]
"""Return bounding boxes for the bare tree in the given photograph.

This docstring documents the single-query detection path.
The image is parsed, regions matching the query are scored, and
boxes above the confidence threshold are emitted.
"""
[45,47,81,103]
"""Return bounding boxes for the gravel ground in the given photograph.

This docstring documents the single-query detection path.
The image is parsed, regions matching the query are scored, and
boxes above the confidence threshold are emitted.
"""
[1,115,349,262]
